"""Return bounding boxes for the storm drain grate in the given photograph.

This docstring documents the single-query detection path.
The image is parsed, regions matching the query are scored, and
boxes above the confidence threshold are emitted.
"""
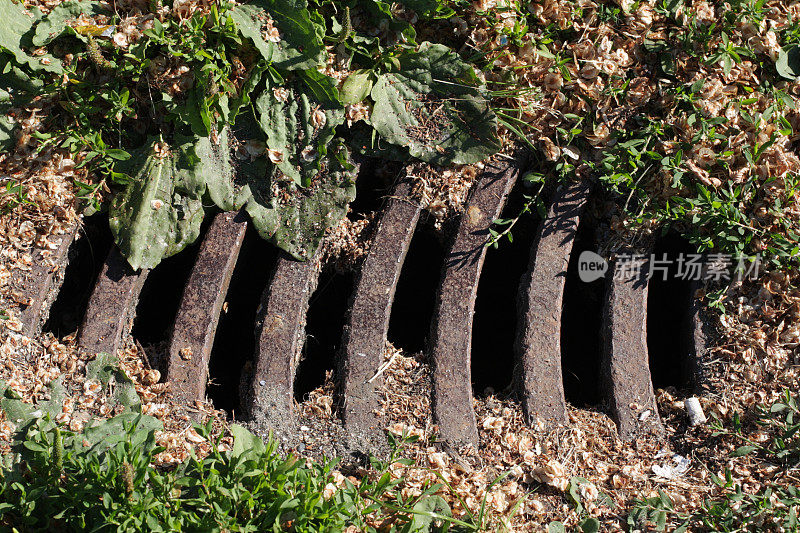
[24,156,708,450]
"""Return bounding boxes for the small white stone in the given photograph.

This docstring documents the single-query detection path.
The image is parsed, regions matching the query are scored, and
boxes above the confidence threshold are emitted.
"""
[685,397,707,426]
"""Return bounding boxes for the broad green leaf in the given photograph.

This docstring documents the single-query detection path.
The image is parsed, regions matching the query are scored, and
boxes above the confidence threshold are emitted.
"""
[228,59,268,124]
[241,0,325,70]
[580,517,601,533]
[31,0,109,46]
[230,424,266,458]
[34,376,66,418]
[0,0,62,74]
[109,139,206,270]
[776,46,800,80]
[0,56,45,93]
[243,141,357,260]
[370,41,501,165]
[86,352,140,410]
[298,68,341,108]
[192,128,248,212]
[228,4,276,63]
[409,495,452,530]
[254,77,343,186]
[0,375,65,430]
[0,381,35,424]
[82,412,162,452]
[340,69,375,105]
[349,121,410,161]
[203,115,356,260]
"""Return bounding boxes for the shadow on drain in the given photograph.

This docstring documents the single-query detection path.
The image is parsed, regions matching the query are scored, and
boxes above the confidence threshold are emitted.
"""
[561,216,604,408]
[206,226,278,414]
[295,270,354,402]
[132,215,212,371]
[472,182,541,397]
[387,222,446,355]
[647,232,697,391]
[44,213,113,338]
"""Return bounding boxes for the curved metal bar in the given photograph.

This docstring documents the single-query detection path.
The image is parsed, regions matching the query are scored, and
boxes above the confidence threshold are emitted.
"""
[242,248,323,433]
[601,255,665,440]
[166,211,248,403]
[339,178,420,439]
[429,156,525,447]
[515,182,589,426]
[78,247,148,356]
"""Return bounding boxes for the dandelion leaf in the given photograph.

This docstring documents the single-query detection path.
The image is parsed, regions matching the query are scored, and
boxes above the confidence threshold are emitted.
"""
[109,139,206,270]
[254,76,343,186]
[370,41,500,165]
[0,0,62,74]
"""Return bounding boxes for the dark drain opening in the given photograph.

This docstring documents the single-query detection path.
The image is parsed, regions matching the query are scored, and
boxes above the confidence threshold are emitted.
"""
[647,233,696,391]
[348,158,398,218]
[561,217,604,407]
[132,216,212,348]
[295,270,354,402]
[472,187,541,396]
[207,226,279,414]
[387,224,446,354]
[44,213,113,338]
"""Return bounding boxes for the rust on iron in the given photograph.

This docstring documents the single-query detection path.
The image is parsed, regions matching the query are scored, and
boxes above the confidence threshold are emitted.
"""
[242,247,323,432]
[340,178,421,439]
[77,246,148,356]
[19,225,78,335]
[515,182,589,426]
[166,211,248,403]
[601,255,664,440]
[429,156,524,447]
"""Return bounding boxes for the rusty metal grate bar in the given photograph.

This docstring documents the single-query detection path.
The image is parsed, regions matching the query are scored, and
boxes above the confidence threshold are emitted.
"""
[166,211,248,405]
[515,181,589,427]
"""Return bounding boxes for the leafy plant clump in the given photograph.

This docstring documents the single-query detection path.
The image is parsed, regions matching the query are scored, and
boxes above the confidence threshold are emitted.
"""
[0,0,501,268]
[0,414,466,532]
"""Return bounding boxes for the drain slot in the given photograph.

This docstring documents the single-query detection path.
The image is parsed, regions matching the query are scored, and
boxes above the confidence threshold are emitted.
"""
[296,270,353,402]
[472,184,541,396]
[132,221,209,349]
[647,233,696,391]
[44,213,113,338]
[206,225,278,414]
[561,217,604,407]
[387,224,445,354]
